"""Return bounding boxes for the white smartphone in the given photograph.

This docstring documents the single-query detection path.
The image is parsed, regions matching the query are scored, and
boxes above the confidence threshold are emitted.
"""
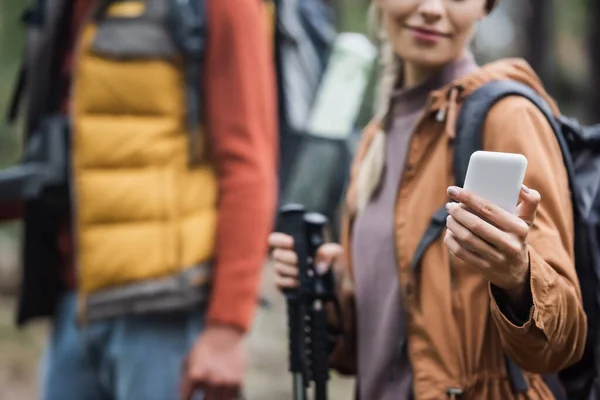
[462,151,528,214]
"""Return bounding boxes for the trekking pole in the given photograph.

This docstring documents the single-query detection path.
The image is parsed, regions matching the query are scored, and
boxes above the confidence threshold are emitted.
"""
[278,204,309,400]
[303,212,330,400]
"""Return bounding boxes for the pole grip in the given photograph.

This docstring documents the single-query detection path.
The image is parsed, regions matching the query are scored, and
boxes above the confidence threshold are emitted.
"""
[277,204,309,378]
[303,212,329,400]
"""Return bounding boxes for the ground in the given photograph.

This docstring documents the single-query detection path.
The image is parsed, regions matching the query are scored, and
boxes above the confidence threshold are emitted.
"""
[0,262,355,400]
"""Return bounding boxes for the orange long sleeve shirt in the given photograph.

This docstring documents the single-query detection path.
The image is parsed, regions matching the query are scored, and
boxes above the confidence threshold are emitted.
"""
[203,0,278,331]
[55,0,278,332]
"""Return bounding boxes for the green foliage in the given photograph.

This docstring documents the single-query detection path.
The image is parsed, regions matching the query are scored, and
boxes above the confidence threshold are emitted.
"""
[0,0,28,167]
[556,0,587,37]
[337,0,370,34]
[0,1,28,237]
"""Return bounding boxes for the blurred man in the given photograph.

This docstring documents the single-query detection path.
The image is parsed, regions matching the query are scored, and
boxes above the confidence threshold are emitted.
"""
[2,0,277,399]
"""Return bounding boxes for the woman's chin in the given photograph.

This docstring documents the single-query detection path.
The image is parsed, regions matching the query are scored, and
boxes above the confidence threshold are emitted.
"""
[402,53,452,70]
[394,44,454,69]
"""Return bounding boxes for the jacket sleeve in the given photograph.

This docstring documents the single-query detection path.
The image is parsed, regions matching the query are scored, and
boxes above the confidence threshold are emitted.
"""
[204,0,278,332]
[482,96,587,373]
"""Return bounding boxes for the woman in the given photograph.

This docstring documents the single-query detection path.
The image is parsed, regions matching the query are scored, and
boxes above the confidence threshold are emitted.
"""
[269,0,587,399]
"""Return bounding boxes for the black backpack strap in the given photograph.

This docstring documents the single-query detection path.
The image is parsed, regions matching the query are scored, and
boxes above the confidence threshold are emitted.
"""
[168,0,208,165]
[455,80,577,195]
[543,374,568,400]
[411,206,448,274]
[505,355,529,394]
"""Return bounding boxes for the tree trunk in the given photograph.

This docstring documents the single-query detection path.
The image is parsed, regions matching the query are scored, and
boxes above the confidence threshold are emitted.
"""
[523,0,556,92]
[587,0,600,123]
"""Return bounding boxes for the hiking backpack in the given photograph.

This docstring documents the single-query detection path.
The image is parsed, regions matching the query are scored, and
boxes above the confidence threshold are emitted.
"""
[274,0,338,204]
[413,80,600,399]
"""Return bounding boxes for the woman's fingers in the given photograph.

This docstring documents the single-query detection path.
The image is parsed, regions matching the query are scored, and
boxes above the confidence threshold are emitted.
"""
[270,238,342,291]
[272,248,297,266]
[446,215,506,264]
[268,232,294,250]
[272,247,299,291]
[446,202,522,258]
[516,184,541,227]
[269,232,300,291]
[445,186,538,292]
[274,275,298,290]
[273,261,298,279]
[444,231,491,270]
[447,186,529,239]
[314,243,343,275]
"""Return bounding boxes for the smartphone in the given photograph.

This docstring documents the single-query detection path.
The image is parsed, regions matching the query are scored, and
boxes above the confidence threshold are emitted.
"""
[462,151,528,214]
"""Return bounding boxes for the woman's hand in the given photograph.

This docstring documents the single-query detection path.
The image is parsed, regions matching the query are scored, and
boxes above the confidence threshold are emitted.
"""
[268,232,343,291]
[443,184,541,302]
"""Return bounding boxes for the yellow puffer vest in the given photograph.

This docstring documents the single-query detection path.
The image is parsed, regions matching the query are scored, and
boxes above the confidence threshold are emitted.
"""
[69,0,274,319]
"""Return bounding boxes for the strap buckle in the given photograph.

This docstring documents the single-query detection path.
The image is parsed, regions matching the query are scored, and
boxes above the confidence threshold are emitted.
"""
[447,388,464,399]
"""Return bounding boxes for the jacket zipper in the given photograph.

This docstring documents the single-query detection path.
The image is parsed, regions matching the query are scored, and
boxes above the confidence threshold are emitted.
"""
[390,92,466,397]
[389,96,433,376]
[394,95,436,282]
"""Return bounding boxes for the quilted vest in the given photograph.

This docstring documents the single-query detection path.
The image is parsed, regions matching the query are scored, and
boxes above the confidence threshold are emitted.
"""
[11,0,275,324]
[71,0,219,314]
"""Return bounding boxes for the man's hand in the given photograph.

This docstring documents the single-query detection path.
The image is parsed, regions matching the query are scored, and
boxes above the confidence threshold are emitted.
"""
[180,324,246,400]
[444,184,541,305]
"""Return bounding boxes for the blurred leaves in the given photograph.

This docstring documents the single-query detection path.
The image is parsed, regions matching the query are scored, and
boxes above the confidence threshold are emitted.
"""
[0,0,596,161]
[0,1,27,168]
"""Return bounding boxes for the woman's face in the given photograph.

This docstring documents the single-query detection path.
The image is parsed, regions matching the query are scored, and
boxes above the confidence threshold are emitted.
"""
[377,0,486,68]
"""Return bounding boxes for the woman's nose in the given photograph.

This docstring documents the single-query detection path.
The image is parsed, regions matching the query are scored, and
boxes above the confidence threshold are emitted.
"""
[417,0,445,22]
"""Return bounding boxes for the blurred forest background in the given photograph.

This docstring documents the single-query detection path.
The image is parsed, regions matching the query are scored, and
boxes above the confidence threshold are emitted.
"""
[0,0,598,398]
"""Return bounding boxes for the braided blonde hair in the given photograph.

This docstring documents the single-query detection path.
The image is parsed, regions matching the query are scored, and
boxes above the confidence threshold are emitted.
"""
[355,4,399,214]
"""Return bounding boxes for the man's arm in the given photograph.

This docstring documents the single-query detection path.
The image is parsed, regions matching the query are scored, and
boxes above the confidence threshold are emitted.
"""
[203,0,278,333]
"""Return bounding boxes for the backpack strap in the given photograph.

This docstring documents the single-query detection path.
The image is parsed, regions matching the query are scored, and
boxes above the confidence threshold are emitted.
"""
[455,80,581,222]
[410,206,448,274]
[454,80,575,189]
[410,79,572,399]
[168,0,208,165]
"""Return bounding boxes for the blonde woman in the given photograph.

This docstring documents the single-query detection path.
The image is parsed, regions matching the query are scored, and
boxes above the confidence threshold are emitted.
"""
[269,0,587,399]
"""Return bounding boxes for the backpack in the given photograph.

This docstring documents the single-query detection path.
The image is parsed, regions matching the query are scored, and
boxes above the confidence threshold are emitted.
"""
[412,80,600,399]
[274,0,337,190]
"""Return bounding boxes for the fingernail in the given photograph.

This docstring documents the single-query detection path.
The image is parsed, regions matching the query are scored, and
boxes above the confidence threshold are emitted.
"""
[445,202,453,212]
[522,184,530,194]
[448,186,459,197]
[315,262,329,275]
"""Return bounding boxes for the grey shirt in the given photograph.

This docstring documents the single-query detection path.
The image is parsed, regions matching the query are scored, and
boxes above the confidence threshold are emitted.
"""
[351,54,479,400]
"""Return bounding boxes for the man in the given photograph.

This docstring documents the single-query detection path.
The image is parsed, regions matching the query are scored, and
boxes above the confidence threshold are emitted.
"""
[1,0,277,399]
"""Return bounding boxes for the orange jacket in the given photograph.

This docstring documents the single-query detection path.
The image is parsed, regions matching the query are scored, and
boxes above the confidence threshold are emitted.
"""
[333,59,586,399]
